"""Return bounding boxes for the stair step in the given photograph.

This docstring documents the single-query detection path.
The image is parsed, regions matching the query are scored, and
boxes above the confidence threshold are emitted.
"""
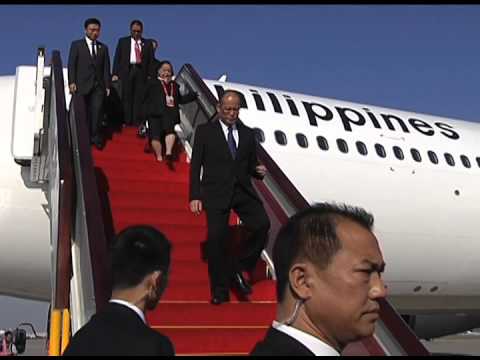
[95,153,189,164]
[170,242,204,261]
[114,222,207,243]
[106,180,190,195]
[161,281,277,302]
[148,302,276,326]
[111,208,206,226]
[153,327,269,355]
[99,170,189,182]
[109,195,191,211]
[95,157,190,176]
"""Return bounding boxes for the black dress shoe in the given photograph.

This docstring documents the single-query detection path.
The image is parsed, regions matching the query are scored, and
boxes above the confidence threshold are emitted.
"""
[137,124,147,138]
[93,137,105,150]
[211,289,230,305]
[232,272,252,296]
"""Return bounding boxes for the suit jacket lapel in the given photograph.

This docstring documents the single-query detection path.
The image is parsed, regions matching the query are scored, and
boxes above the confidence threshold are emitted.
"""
[236,122,247,160]
[126,37,131,61]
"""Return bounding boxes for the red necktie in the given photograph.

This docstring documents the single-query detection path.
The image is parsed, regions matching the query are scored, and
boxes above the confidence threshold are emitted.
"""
[135,41,142,63]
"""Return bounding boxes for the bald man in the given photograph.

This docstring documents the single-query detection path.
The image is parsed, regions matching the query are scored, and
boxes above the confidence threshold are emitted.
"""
[189,90,270,305]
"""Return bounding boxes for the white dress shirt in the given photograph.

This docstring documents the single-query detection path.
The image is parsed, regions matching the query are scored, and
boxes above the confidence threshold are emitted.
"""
[109,299,146,324]
[130,37,142,64]
[272,320,340,356]
[84,36,97,57]
[219,119,239,146]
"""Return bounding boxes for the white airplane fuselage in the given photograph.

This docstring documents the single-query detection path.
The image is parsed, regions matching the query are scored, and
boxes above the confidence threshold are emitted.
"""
[1,68,479,314]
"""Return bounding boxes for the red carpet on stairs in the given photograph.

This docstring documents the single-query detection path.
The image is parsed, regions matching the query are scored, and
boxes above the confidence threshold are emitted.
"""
[92,127,277,355]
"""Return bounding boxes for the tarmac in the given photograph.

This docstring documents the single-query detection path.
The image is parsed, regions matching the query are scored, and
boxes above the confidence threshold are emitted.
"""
[17,333,480,356]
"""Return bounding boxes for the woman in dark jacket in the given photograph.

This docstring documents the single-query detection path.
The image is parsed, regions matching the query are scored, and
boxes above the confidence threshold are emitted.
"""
[143,60,197,169]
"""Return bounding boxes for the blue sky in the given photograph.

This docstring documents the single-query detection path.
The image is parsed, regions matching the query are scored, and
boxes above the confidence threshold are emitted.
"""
[1,4,480,122]
[1,4,479,333]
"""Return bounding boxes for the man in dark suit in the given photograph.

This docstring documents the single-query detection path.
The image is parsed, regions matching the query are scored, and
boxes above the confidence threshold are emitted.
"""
[67,18,111,150]
[63,225,174,356]
[189,90,271,305]
[250,203,387,356]
[112,19,154,131]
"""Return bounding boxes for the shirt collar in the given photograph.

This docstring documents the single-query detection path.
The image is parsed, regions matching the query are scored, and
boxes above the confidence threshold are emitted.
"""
[109,299,146,324]
[85,36,93,45]
[131,37,142,44]
[219,119,237,132]
[272,320,340,356]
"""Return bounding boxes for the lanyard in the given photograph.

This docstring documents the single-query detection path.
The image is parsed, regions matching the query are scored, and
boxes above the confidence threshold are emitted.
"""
[161,80,176,107]
[161,80,175,98]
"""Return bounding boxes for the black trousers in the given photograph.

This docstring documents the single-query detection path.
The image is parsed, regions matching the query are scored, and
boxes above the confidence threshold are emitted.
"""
[123,65,146,126]
[83,84,105,142]
[205,184,270,294]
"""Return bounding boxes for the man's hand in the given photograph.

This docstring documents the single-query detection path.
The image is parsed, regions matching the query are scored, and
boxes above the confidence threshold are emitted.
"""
[106,88,110,97]
[190,200,203,215]
[69,83,77,94]
[256,164,267,178]
[112,75,119,82]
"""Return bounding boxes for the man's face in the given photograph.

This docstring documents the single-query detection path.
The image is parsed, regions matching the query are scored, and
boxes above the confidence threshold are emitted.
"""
[85,24,100,41]
[131,24,142,40]
[305,219,386,348]
[217,94,240,126]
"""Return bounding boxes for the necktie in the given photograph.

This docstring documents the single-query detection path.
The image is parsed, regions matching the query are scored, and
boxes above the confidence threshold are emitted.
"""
[135,41,142,63]
[91,41,97,60]
[227,125,237,159]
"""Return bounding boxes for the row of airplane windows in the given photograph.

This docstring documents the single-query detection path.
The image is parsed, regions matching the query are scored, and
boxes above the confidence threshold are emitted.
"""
[253,128,480,169]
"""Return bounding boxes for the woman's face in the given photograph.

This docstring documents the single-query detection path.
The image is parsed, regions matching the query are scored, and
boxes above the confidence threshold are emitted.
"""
[158,63,173,82]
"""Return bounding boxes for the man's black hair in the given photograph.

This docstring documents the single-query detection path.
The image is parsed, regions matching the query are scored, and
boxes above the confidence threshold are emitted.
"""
[111,225,171,290]
[84,18,101,29]
[273,203,374,302]
[130,19,144,30]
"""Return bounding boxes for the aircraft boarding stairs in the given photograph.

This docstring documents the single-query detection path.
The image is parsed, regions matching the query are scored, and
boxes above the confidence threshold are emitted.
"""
[35,49,430,355]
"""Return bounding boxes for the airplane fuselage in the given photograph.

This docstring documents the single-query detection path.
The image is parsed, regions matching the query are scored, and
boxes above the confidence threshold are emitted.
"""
[1,68,480,314]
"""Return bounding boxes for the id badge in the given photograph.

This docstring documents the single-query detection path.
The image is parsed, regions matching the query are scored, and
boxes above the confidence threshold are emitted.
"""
[166,95,175,107]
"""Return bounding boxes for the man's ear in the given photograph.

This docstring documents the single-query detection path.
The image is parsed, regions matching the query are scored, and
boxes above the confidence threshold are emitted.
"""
[146,270,161,288]
[288,263,313,301]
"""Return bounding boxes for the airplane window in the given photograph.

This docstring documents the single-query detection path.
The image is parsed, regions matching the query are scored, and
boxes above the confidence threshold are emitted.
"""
[337,139,349,153]
[477,157,480,168]
[393,146,404,160]
[316,136,329,151]
[460,155,471,168]
[428,150,438,164]
[411,148,422,162]
[274,130,287,146]
[375,144,386,158]
[296,133,308,148]
[254,128,265,143]
[356,141,367,156]
[444,153,455,167]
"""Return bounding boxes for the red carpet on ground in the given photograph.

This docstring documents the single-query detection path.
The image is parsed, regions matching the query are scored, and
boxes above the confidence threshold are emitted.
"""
[92,127,277,355]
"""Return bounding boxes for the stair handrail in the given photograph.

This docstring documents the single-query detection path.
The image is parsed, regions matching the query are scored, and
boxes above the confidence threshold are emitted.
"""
[49,50,74,312]
[67,92,111,333]
[46,50,74,356]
